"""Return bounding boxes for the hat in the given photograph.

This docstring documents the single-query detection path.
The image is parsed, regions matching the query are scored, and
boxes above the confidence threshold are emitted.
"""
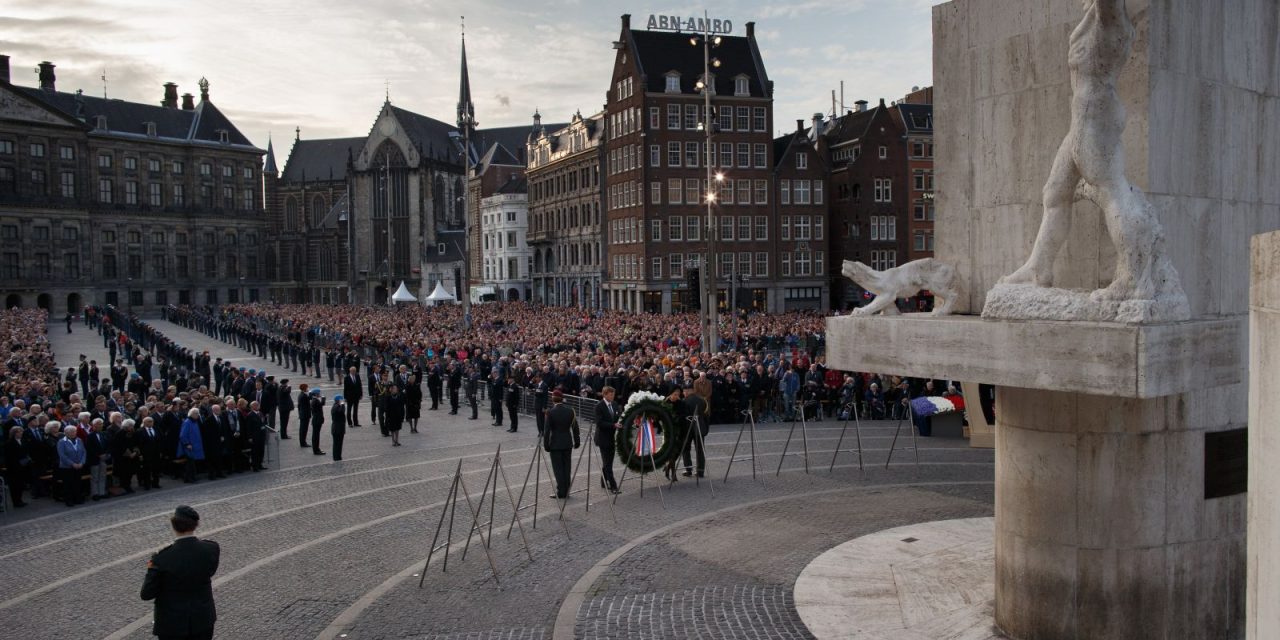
[280,378,290,385]
[174,505,200,521]
[266,375,275,381]
[334,395,344,402]
[310,389,321,396]
[551,390,564,402]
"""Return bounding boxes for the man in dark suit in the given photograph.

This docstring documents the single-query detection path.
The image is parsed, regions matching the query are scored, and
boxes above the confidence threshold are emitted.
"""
[296,384,311,448]
[276,380,293,440]
[259,377,278,431]
[141,505,219,640]
[489,371,504,427]
[543,391,580,500]
[533,374,550,435]
[330,395,347,461]
[504,375,521,433]
[243,402,267,472]
[138,416,163,489]
[446,362,461,415]
[343,367,363,427]
[427,361,443,410]
[594,386,622,494]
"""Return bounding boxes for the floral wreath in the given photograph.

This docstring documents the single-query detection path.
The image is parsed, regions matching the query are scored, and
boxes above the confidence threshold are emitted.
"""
[616,392,683,474]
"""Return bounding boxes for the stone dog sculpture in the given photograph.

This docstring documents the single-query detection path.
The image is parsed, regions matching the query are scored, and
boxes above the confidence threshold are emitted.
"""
[986,0,1189,323]
[842,259,962,316]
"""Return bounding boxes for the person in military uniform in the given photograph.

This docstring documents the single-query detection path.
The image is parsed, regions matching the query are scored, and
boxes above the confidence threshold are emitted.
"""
[427,360,443,411]
[343,367,363,427]
[141,505,219,640]
[533,374,550,435]
[543,390,580,499]
[308,389,325,456]
[330,395,347,461]
[489,370,504,427]
[446,362,462,415]
[504,374,521,433]
[464,364,480,420]
[296,383,311,448]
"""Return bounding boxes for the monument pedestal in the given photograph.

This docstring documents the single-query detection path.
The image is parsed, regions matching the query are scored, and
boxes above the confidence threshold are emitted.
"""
[828,314,1246,639]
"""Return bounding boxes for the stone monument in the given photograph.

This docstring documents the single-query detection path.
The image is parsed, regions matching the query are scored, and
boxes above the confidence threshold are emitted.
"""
[826,0,1276,637]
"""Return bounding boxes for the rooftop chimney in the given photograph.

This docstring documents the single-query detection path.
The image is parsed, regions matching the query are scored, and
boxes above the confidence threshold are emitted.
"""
[746,21,755,39]
[796,119,804,131]
[162,82,178,108]
[181,93,195,110]
[0,55,10,84]
[621,14,630,31]
[855,100,868,113]
[811,112,824,137]
[37,61,55,92]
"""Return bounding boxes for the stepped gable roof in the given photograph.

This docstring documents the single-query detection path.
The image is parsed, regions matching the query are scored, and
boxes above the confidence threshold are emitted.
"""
[13,85,258,149]
[281,137,364,183]
[628,29,769,97]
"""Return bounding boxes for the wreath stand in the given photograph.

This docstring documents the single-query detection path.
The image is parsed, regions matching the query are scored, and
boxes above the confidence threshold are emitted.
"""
[775,403,813,476]
[722,409,761,482]
[828,401,866,477]
[668,415,715,497]
[417,458,502,586]
[611,435,667,510]
[884,398,921,473]
[561,424,618,523]
[509,434,571,539]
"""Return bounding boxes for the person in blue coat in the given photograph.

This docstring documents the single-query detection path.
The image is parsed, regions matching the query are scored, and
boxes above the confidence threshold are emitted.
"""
[178,409,205,484]
[56,423,86,506]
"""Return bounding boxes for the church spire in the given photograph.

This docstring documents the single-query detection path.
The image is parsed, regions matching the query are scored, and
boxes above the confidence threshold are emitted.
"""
[264,135,279,175]
[457,16,476,132]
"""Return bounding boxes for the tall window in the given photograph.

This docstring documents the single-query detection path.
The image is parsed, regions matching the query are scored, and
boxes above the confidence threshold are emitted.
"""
[796,153,808,169]
[781,215,791,241]
[685,141,699,168]
[98,178,113,203]
[752,107,766,132]
[59,172,75,198]
[124,181,138,205]
[756,252,768,277]
[754,179,768,205]
[667,141,681,167]
[650,181,662,205]
[173,184,185,207]
[686,215,700,241]
[651,257,663,279]
[755,216,768,241]
[670,253,684,278]
[668,178,683,205]
[734,76,749,96]
[738,216,751,240]
[736,143,750,168]
[649,107,660,129]
[736,106,749,131]
[670,215,683,241]
[780,180,790,205]
[684,104,699,130]
[736,179,750,205]
[753,144,767,168]
[650,145,660,167]
[720,142,733,167]
[149,183,162,206]
[667,104,681,129]
[794,180,811,205]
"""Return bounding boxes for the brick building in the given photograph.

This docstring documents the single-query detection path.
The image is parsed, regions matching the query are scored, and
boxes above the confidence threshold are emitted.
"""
[0,56,269,312]
[602,14,814,314]
[821,99,910,310]
[527,111,605,308]
[896,87,934,262]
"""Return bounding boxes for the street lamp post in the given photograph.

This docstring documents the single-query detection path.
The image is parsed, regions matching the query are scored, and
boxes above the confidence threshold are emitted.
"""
[692,14,722,354]
[382,153,393,307]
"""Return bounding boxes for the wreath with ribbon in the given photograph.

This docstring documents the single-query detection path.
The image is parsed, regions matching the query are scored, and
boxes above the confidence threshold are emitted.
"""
[616,396,683,473]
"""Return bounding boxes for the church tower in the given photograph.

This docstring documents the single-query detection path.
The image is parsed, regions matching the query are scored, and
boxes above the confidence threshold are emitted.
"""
[456,25,476,135]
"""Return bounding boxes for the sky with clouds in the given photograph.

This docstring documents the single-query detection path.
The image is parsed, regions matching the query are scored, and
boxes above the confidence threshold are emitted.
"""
[2,0,936,155]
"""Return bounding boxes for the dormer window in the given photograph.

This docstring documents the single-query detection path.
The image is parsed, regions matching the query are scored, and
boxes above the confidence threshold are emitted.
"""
[664,73,681,93]
[437,243,447,254]
[217,130,229,144]
[145,122,157,137]
[94,115,107,130]
[734,76,750,96]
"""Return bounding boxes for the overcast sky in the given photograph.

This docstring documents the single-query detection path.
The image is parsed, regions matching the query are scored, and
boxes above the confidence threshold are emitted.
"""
[3,0,935,155]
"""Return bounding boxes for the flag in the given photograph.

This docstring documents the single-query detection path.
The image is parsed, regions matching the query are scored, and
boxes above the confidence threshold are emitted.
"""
[634,416,656,457]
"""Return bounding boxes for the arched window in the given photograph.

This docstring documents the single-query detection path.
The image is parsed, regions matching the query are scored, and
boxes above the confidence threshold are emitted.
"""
[284,196,298,231]
[311,194,326,228]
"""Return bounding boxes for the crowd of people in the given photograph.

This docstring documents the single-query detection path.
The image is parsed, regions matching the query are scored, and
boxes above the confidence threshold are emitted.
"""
[0,300,977,510]
[0,306,300,509]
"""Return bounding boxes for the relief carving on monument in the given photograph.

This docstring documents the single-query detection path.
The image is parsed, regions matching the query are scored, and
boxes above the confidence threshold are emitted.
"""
[984,0,1190,324]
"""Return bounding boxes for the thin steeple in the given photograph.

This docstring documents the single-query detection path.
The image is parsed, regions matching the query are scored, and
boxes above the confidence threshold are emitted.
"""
[264,135,279,175]
[457,16,476,132]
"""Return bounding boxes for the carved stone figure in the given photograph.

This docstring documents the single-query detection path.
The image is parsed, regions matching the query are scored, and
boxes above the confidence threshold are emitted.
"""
[986,0,1189,323]
[842,259,962,316]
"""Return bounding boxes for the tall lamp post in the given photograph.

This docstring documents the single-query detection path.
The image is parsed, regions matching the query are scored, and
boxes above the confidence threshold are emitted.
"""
[692,14,722,354]
[382,152,393,306]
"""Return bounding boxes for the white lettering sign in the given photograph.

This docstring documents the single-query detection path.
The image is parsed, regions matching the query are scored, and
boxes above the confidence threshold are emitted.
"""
[646,14,733,35]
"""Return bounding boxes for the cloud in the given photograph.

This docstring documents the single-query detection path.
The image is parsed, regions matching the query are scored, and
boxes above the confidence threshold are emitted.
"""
[494,94,511,108]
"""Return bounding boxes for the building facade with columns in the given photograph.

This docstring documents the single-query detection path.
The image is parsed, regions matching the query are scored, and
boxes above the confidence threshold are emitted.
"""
[0,55,269,313]
[526,111,605,308]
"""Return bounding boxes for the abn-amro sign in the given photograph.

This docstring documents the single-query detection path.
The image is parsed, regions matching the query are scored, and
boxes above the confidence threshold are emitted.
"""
[646,14,733,34]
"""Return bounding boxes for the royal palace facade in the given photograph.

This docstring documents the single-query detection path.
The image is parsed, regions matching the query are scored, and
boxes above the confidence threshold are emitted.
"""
[0,56,270,313]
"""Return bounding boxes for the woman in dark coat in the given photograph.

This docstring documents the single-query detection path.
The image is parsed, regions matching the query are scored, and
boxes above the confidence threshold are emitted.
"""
[405,375,423,433]
[383,384,405,447]
[4,426,32,507]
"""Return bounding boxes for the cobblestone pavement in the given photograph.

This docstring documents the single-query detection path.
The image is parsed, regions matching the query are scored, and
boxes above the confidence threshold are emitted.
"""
[0,319,994,640]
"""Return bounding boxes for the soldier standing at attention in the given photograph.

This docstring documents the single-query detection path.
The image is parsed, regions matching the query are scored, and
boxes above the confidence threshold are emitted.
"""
[141,505,219,640]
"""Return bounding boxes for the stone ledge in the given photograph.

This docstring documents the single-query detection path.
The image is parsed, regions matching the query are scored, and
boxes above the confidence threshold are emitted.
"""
[825,314,1242,399]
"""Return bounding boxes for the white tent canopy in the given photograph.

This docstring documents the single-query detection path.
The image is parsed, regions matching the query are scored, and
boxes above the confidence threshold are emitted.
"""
[425,281,456,302]
[391,281,418,304]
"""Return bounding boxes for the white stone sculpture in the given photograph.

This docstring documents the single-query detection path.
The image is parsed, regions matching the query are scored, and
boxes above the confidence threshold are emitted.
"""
[985,0,1190,324]
[842,259,962,316]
